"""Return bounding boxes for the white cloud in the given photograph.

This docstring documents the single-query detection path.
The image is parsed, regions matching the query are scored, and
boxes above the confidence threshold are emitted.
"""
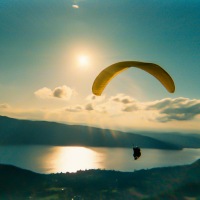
[34,85,74,100]
[146,97,200,122]
[109,93,136,104]
[34,87,52,99]
[107,94,140,112]
[66,105,83,112]
[52,86,73,99]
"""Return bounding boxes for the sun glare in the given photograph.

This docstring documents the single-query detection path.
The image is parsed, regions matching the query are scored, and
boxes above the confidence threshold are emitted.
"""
[78,55,89,68]
[51,146,100,173]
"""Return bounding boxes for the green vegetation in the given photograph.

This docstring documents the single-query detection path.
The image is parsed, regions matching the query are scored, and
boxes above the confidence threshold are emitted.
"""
[0,159,200,199]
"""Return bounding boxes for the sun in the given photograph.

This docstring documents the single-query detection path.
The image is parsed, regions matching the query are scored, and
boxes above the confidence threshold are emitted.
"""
[78,55,89,68]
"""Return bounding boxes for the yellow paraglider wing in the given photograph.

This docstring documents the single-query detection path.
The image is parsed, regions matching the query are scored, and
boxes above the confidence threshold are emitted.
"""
[92,61,175,96]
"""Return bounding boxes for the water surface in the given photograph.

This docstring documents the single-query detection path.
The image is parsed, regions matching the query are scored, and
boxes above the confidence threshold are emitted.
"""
[0,145,200,173]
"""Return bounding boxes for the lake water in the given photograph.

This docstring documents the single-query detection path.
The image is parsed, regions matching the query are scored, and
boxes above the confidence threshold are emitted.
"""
[0,145,200,174]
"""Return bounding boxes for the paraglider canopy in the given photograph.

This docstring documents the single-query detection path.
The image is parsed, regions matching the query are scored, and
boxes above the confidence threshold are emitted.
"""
[92,61,175,96]
[133,146,141,160]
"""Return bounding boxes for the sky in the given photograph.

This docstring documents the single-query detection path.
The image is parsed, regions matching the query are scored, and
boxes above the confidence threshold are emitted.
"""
[0,0,200,133]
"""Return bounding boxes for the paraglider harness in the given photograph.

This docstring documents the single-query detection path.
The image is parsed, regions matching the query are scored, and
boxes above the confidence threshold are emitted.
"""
[133,146,141,160]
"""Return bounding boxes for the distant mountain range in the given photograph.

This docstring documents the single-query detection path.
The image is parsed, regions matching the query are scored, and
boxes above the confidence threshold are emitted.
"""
[0,159,200,199]
[138,131,200,148]
[0,115,200,149]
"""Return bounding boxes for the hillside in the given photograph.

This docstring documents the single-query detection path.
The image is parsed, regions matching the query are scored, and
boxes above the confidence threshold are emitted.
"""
[0,116,180,149]
[0,159,200,199]
[138,131,200,148]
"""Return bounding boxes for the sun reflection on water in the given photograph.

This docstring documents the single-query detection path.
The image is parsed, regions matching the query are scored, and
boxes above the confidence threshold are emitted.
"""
[47,146,101,173]
[1,146,200,174]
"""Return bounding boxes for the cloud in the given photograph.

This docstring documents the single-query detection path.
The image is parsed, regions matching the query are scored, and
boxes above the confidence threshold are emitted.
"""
[2,96,200,133]
[147,97,188,110]
[110,94,135,104]
[66,105,83,112]
[108,94,139,112]
[86,94,105,102]
[0,103,10,109]
[85,103,94,111]
[52,86,72,99]
[66,103,94,113]
[147,97,200,122]
[122,104,138,112]
[34,85,74,100]
[34,87,52,99]
[66,95,200,123]
[76,94,140,114]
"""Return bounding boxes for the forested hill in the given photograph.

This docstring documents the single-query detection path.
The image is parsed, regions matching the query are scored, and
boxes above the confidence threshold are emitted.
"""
[0,159,200,199]
[0,116,180,149]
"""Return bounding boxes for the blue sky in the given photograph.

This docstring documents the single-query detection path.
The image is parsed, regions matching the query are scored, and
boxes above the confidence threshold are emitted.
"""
[0,0,200,133]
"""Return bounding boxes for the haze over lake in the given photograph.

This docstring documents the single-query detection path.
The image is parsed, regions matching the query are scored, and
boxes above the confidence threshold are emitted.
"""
[0,145,200,173]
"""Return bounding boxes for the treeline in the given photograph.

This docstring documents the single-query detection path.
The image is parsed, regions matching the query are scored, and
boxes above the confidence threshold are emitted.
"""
[0,159,200,199]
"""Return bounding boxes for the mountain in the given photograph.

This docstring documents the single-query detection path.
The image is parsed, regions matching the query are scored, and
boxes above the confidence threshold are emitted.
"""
[0,159,200,199]
[0,116,180,149]
[138,131,200,148]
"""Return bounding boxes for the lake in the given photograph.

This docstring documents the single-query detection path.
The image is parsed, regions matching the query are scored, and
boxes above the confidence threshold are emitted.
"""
[0,145,200,173]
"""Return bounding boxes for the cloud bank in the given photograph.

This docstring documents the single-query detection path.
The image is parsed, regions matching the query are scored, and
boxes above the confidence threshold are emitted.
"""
[65,95,200,123]
[1,94,200,133]
[63,95,200,132]
[147,97,200,122]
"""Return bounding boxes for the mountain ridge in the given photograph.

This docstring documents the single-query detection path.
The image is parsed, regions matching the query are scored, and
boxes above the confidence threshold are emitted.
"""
[0,115,180,149]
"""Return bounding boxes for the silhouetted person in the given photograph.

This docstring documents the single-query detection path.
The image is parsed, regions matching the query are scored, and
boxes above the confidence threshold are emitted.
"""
[133,146,141,160]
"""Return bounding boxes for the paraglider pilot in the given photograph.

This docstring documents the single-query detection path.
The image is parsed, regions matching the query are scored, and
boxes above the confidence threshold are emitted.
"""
[133,145,141,160]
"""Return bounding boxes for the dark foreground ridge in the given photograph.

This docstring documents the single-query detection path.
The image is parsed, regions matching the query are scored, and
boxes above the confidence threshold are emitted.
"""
[0,159,200,199]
